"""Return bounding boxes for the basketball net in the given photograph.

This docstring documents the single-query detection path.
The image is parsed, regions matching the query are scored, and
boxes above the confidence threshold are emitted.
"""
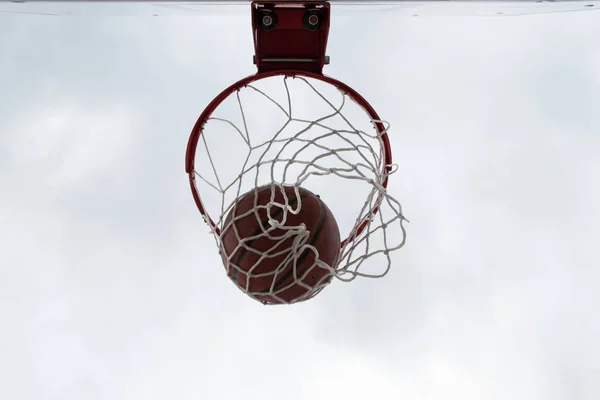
[189,74,408,303]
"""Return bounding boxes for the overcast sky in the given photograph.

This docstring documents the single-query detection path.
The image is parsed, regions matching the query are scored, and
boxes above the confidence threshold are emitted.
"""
[1,4,599,400]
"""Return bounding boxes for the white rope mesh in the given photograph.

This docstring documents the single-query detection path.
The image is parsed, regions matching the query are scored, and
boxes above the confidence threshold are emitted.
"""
[221,184,334,304]
[192,75,407,303]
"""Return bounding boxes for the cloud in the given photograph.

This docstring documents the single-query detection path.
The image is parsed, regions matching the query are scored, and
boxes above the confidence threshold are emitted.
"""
[1,7,599,400]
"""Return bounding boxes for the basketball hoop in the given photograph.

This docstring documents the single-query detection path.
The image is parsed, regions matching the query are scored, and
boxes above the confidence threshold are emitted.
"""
[185,1,407,304]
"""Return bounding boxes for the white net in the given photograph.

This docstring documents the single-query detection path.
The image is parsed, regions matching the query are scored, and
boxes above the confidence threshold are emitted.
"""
[189,74,407,304]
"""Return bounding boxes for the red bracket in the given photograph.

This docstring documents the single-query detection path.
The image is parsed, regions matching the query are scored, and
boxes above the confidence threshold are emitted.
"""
[251,1,331,75]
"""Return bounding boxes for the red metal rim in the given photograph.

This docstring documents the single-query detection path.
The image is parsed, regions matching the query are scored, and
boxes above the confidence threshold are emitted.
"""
[185,70,393,247]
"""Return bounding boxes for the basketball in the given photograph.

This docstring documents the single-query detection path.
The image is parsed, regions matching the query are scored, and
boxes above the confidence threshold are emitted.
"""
[220,184,340,304]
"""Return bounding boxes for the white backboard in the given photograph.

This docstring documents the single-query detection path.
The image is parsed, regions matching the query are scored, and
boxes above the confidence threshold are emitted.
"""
[1,0,599,17]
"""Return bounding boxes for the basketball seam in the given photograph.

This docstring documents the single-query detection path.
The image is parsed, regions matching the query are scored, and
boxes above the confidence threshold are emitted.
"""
[230,193,318,285]
[269,196,326,292]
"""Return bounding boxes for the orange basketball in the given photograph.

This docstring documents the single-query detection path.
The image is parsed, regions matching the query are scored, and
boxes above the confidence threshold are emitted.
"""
[220,184,340,304]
